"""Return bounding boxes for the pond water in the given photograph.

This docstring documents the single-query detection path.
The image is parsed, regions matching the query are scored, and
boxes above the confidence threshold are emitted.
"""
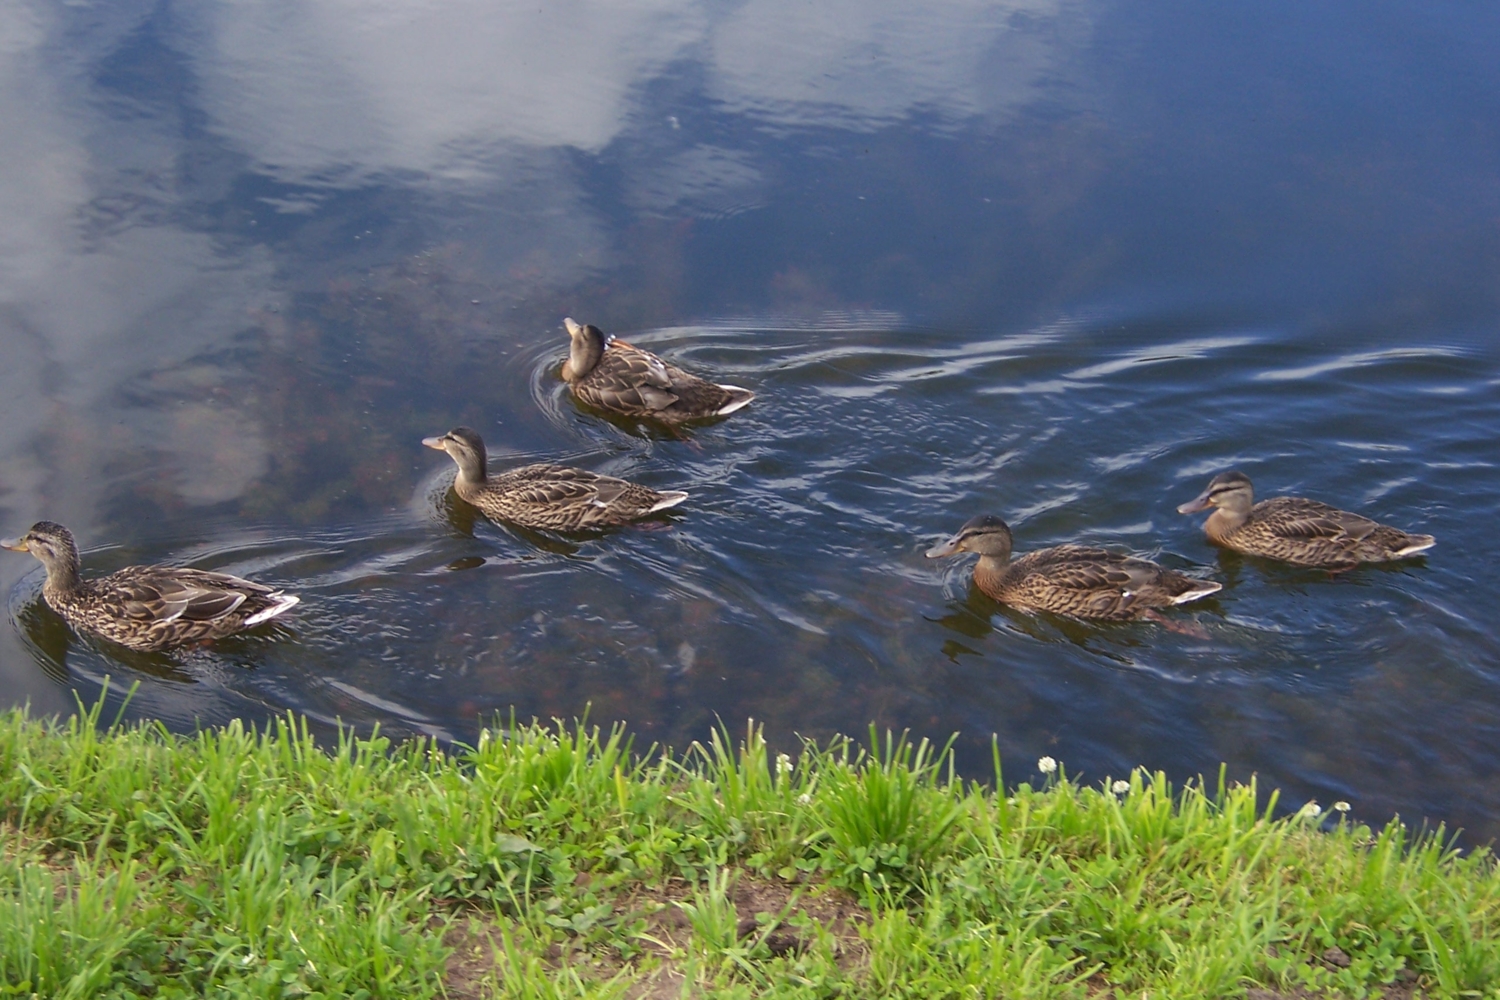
[3,0,1500,837]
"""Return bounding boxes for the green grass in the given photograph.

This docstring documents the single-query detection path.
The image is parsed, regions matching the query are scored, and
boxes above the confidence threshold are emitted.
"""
[2,689,1499,998]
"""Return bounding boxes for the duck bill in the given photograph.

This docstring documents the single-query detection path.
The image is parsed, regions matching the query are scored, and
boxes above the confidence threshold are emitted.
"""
[1176,491,1213,515]
[0,537,28,552]
[563,317,583,339]
[422,436,448,451]
[925,534,963,558]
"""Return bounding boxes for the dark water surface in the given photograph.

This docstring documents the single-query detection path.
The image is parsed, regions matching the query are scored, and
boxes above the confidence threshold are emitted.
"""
[4,0,1500,836]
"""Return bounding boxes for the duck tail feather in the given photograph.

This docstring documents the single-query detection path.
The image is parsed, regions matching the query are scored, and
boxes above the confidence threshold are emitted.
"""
[714,385,755,415]
[648,491,689,513]
[244,592,301,626]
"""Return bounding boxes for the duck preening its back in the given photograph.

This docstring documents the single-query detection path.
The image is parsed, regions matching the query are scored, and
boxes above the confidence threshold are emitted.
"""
[561,318,754,424]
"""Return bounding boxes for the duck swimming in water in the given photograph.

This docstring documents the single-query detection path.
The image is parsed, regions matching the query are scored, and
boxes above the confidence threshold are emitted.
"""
[2,521,299,652]
[926,514,1220,621]
[1176,470,1435,569]
[423,426,688,532]
[560,318,755,424]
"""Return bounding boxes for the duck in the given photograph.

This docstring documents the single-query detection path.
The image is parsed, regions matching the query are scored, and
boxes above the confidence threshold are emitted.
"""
[560,318,755,424]
[926,514,1221,620]
[1,521,299,652]
[423,426,688,531]
[1176,470,1436,569]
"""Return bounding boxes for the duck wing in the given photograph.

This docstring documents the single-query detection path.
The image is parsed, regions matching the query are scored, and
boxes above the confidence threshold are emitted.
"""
[109,568,270,624]
[1263,498,1379,543]
[585,345,681,412]
[499,464,627,508]
[1010,546,1147,617]
[1013,546,1211,618]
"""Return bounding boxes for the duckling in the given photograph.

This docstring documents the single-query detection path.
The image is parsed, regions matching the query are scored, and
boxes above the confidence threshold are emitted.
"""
[423,426,687,531]
[561,318,754,423]
[1,521,299,652]
[1177,470,1435,569]
[926,514,1220,620]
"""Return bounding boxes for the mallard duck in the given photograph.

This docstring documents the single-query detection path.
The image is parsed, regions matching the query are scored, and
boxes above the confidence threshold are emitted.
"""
[926,514,1221,620]
[423,426,688,531]
[1,521,299,652]
[1177,470,1436,569]
[560,318,755,423]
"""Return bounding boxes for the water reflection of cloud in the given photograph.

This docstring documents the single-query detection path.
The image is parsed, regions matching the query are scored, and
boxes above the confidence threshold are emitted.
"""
[709,0,1065,129]
[0,0,276,526]
[186,0,707,182]
[626,145,765,218]
[183,0,1071,186]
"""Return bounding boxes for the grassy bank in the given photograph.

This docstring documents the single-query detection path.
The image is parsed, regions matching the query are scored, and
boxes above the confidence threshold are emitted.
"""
[2,694,1498,999]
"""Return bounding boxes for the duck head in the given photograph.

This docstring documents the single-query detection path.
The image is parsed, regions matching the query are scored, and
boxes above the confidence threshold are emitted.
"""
[925,514,1015,562]
[2,520,82,589]
[1177,470,1255,517]
[422,426,488,483]
[561,317,607,382]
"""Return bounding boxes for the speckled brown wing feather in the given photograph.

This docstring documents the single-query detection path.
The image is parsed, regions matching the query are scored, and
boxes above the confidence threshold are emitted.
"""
[49,566,296,651]
[573,343,736,423]
[1233,498,1418,567]
[996,546,1213,620]
[462,463,677,531]
[113,569,265,622]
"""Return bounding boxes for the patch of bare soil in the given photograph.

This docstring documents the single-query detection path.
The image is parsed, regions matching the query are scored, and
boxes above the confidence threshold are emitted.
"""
[442,920,503,1000]
[617,870,869,999]
[439,869,869,999]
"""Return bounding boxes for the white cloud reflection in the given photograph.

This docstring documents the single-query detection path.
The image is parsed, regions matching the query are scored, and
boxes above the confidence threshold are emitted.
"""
[710,0,1062,130]
[0,0,1079,526]
[182,0,1070,185]
[0,0,276,527]
[187,0,708,183]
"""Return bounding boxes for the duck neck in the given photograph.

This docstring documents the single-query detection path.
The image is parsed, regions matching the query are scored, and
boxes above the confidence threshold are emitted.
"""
[452,450,487,488]
[40,550,83,598]
[564,332,603,382]
[1205,507,1248,542]
[973,553,1013,594]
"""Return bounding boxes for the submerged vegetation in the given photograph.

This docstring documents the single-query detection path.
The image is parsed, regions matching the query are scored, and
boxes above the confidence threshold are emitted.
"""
[2,692,1498,998]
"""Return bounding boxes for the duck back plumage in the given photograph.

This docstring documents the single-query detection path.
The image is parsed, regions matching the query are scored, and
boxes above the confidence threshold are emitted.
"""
[1211,496,1435,568]
[977,545,1221,620]
[455,461,686,532]
[570,340,754,423]
[47,566,298,652]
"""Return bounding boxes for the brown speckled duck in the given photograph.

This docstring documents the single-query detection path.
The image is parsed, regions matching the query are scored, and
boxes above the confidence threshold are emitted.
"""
[560,318,754,423]
[926,514,1221,621]
[1177,470,1435,569]
[423,426,688,532]
[2,521,299,652]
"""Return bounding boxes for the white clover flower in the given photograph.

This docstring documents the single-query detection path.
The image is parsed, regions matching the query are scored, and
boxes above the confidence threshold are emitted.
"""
[1112,779,1130,795]
[1037,756,1057,775]
[776,753,793,777]
[1333,801,1351,813]
[796,792,812,806]
[1299,801,1322,818]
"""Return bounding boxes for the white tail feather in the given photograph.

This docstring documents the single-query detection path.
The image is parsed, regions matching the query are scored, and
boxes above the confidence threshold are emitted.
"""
[714,385,755,415]
[1171,581,1222,605]
[1394,536,1436,557]
[244,592,300,626]
[648,491,689,513]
